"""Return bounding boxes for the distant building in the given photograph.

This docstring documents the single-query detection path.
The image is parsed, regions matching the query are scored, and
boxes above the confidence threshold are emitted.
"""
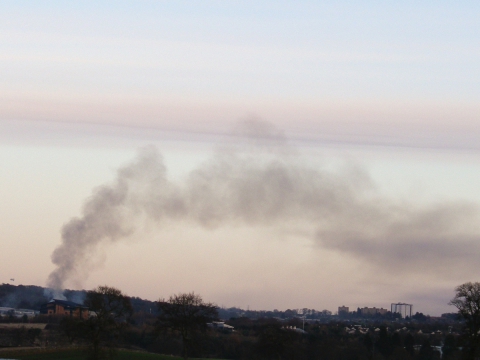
[282,325,307,334]
[338,305,349,315]
[0,307,38,318]
[391,303,413,318]
[0,307,14,316]
[40,299,88,319]
[359,307,388,316]
[207,321,234,331]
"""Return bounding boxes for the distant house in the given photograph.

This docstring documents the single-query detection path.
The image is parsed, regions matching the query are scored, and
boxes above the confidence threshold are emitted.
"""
[40,299,88,319]
[207,321,234,332]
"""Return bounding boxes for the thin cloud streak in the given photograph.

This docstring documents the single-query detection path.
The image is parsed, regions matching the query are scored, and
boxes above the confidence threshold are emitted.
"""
[2,117,480,152]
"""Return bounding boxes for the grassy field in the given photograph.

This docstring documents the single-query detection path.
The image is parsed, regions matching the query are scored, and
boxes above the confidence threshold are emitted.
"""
[0,348,187,360]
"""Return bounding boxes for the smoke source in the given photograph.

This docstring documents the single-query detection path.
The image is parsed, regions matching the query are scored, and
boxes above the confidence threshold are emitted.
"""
[47,120,480,290]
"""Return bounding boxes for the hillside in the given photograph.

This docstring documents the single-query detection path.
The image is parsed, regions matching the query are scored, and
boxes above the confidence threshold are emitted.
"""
[0,284,156,314]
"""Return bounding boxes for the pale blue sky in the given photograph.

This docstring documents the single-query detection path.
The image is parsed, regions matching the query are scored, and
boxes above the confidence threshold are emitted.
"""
[1,1,480,315]
[3,1,480,102]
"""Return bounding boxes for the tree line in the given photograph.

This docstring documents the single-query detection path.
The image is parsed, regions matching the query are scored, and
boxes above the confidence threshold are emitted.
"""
[67,282,480,360]
[3,282,480,359]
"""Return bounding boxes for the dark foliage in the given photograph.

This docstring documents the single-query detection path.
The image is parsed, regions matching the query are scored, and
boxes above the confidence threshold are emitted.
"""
[0,326,42,347]
[83,285,133,360]
[0,283,156,314]
[156,292,218,359]
[0,283,49,310]
[255,324,301,359]
[450,282,480,360]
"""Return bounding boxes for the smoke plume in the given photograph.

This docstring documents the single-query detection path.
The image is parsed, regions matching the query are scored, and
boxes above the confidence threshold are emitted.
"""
[47,120,480,290]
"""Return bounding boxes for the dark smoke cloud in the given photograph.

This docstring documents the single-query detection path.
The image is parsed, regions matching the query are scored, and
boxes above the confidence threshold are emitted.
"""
[47,120,480,290]
[317,202,480,271]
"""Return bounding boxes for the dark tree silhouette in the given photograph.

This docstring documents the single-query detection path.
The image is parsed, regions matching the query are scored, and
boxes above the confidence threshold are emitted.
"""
[363,333,373,356]
[376,326,393,358]
[449,282,480,360]
[418,338,438,360]
[404,332,415,358]
[84,285,133,360]
[256,324,300,359]
[442,334,457,359]
[156,292,218,359]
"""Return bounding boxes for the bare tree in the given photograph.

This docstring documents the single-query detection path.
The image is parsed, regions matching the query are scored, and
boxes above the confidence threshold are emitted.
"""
[84,285,133,360]
[449,282,480,360]
[156,292,218,359]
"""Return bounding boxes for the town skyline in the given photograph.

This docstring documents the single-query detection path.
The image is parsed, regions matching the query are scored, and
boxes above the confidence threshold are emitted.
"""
[0,281,447,319]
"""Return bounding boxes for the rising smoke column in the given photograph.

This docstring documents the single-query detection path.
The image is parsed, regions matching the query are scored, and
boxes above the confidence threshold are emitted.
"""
[47,120,480,290]
[47,147,184,289]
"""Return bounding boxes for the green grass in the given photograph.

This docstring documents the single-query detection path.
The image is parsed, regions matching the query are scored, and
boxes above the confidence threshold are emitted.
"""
[0,348,185,360]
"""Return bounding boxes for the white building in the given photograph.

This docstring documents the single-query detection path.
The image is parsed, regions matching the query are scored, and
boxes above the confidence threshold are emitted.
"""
[207,321,234,331]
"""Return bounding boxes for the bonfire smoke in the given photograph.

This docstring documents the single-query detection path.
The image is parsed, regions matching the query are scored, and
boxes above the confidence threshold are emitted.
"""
[47,120,480,290]
[43,287,66,301]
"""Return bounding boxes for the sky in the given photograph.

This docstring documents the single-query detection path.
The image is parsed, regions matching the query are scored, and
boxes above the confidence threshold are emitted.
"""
[1,1,480,316]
